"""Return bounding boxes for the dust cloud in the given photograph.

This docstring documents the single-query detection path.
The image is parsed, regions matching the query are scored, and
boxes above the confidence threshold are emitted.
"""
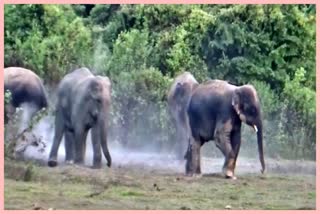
[16,108,186,173]
[15,111,315,176]
[7,88,315,177]
[17,103,39,133]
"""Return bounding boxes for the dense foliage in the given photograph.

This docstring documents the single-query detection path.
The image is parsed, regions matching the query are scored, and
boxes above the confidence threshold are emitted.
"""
[4,4,316,159]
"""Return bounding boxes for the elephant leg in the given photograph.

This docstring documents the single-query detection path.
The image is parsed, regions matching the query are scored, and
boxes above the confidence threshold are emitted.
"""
[216,135,234,177]
[74,129,88,165]
[192,139,201,175]
[91,126,102,169]
[223,147,236,179]
[82,137,87,162]
[194,143,201,174]
[48,109,65,167]
[230,129,241,176]
[64,130,75,164]
[185,136,201,176]
[176,125,187,160]
[215,123,236,179]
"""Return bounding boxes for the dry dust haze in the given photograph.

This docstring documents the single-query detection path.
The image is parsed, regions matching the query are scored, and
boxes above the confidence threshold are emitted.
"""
[14,106,315,176]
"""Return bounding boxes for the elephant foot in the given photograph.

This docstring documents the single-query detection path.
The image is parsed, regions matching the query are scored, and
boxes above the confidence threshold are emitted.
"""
[66,160,74,165]
[223,168,235,179]
[92,163,102,169]
[106,161,111,168]
[74,159,85,166]
[225,174,237,180]
[192,173,202,178]
[223,158,236,179]
[185,171,202,178]
[48,159,58,167]
[185,172,193,177]
[185,167,201,176]
[196,167,201,174]
[185,173,202,181]
[75,162,85,166]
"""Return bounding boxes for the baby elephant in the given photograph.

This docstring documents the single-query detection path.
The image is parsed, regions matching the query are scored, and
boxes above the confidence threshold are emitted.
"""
[48,67,112,169]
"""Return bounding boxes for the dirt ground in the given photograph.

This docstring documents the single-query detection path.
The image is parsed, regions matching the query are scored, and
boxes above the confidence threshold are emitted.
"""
[4,151,316,210]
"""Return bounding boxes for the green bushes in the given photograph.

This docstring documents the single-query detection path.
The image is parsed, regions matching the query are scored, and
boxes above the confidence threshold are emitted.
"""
[241,72,316,160]
[109,68,173,151]
[280,68,316,159]
[4,90,12,105]
[4,4,315,160]
[5,5,92,83]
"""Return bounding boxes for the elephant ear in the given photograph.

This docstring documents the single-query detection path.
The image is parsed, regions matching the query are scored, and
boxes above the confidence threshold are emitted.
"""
[89,80,102,100]
[97,76,111,91]
[232,89,241,115]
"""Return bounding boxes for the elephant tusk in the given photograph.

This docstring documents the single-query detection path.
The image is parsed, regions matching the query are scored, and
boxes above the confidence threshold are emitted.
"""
[239,114,246,123]
[253,125,258,133]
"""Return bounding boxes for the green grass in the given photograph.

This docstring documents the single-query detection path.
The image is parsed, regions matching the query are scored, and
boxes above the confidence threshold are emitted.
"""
[4,159,316,210]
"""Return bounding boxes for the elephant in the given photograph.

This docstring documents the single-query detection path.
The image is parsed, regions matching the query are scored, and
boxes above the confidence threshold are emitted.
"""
[47,67,112,169]
[185,79,265,179]
[167,72,198,160]
[4,67,48,124]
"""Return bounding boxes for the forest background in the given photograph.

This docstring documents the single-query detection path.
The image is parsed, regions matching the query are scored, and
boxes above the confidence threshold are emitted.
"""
[4,4,316,160]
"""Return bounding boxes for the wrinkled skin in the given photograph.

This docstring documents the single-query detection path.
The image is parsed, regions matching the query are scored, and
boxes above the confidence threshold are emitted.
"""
[167,72,198,160]
[4,67,48,124]
[48,67,112,169]
[185,80,265,179]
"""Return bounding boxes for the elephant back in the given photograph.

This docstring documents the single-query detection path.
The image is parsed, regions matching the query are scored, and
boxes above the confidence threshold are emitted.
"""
[168,72,198,97]
[58,67,93,87]
[4,67,48,109]
[55,67,93,111]
[57,68,93,95]
[168,72,198,113]
[4,67,40,85]
[198,79,237,96]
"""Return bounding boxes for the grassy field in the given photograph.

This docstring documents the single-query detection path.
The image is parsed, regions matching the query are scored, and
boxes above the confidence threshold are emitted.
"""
[4,158,316,210]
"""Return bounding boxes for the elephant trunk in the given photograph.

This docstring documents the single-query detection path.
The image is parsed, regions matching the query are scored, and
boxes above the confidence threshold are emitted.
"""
[100,119,112,167]
[257,121,265,174]
[101,139,112,167]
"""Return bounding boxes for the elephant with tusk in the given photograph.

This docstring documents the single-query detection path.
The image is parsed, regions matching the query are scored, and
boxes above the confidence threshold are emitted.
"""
[185,79,265,179]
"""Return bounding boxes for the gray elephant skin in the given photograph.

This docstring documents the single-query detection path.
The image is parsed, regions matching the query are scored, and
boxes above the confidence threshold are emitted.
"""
[167,72,198,160]
[4,67,48,124]
[48,67,112,169]
[185,79,265,179]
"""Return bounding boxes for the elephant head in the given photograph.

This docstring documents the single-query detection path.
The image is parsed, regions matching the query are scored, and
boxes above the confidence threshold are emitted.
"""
[86,76,112,167]
[86,77,111,120]
[232,85,265,173]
